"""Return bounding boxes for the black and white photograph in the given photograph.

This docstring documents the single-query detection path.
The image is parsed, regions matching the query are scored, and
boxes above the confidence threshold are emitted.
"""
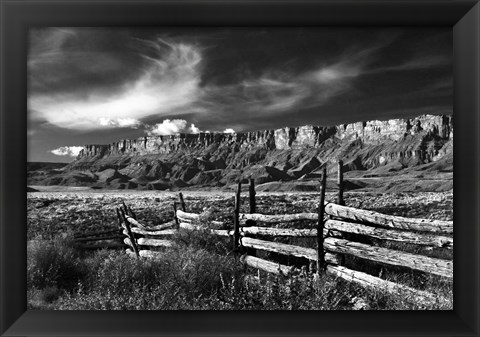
[27,27,453,310]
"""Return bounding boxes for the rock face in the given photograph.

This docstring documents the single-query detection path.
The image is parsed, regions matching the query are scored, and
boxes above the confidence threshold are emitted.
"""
[29,114,453,190]
[77,114,452,159]
[336,115,453,143]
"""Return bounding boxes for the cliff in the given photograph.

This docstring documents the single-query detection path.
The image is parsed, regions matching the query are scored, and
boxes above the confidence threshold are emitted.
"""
[29,114,453,191]
[77,114,452,158]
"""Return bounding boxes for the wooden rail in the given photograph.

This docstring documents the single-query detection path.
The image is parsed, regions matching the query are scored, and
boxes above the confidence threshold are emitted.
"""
[323,237,452,278]
[144,220,177,231]
[124,217,177,231]
[74,228,121,238]
[176,210,224,226]
[239,212,317,223]
[127,228,177,236]
[124,215,149,230]
[137,238,173,247]
[241,237,317,260]
[241,255,292,276]
[74,234,124,242]
[325,219,453,249]
[73,227,124,250]
[326,265,448,305]
[324,203,453,234]
[76,242,125,250]
[240,226,316,237]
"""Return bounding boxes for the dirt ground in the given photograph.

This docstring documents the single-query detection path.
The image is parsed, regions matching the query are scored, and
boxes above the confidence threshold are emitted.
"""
[27,186,453,240]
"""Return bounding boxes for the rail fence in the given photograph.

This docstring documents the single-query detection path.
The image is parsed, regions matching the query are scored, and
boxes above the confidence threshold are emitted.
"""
[101,161,452,303]
[73,228,125,250]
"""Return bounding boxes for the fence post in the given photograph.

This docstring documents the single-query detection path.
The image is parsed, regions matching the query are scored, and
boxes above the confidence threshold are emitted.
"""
[122,201,129,216]
[173,203,180,229]
[337,160,345,206]
[317,167,327,274]
[127,206,137,220]
[178,192,186,212]
[233,182,242,252]
[118,207,140,258]
[116,207,123,229]
[249,178,256,214]
[248,178,257,257]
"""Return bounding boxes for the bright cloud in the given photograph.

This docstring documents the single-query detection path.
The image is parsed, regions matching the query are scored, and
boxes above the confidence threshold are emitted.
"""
[51,146,84,157]
[189,124,201,134]
[147,119,206,136]
[223,128,235,133]
[147,119,188,136]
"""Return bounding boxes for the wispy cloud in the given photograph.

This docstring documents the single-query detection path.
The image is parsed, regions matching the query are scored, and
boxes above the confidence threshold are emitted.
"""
[28,29,451,138]
[51,146,84,157]
[198,48,372,123]
[28,29,383,132]
[29,34,203,130]
[369,55,450,74]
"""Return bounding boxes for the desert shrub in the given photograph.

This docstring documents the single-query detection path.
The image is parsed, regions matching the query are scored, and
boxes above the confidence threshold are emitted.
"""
[172,227,232,255]
[39,286,63,303]
[214,270,354,310]
[360,284,452,310]
[55,250,170,310]
[56,244,244,310]
[89,253,167,295]
[27,239,85,290]
[166,246,242,300]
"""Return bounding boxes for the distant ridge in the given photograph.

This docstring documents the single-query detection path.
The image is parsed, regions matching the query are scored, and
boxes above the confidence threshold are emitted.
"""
[28,114,453,192]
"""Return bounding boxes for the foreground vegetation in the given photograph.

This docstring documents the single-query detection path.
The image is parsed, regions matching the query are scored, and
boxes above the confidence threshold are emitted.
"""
[27,190,453,310]
[27,230,452,310]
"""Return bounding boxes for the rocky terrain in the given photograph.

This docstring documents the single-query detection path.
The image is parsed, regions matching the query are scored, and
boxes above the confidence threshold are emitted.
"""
[28,114,453,193]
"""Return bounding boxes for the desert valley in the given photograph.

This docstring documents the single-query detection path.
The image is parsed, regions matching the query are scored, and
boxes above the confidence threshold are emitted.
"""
[27,114,453,310]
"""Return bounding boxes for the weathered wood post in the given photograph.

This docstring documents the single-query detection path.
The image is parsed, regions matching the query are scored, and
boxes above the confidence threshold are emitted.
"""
[337,160,345,206]
[118,207,140,258]
[127,206,137,220]
[173,203,180,229]
[233,182,242,252]
[248,178,257,257]
[116,207,123,229]
[316,167,327,274]
[122,201,129,216]
[249,178,256,214]
[178,192,186,212]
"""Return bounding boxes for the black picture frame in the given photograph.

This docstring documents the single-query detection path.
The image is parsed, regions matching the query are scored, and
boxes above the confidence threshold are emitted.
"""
[1,0,479,336]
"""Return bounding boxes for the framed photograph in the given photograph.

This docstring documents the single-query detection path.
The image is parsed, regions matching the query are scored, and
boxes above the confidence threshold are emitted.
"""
[1,0,479,336]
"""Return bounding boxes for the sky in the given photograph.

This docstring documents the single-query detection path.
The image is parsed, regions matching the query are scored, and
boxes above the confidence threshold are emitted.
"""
[27,27,452,162]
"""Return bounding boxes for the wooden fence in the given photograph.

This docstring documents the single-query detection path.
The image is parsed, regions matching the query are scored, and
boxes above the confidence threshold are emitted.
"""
[112,163,453,303]
[73,228,125,250]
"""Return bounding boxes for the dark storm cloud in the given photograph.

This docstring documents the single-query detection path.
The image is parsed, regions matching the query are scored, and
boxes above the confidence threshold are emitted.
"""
[27,27,452,161]
[28,28,146,95]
